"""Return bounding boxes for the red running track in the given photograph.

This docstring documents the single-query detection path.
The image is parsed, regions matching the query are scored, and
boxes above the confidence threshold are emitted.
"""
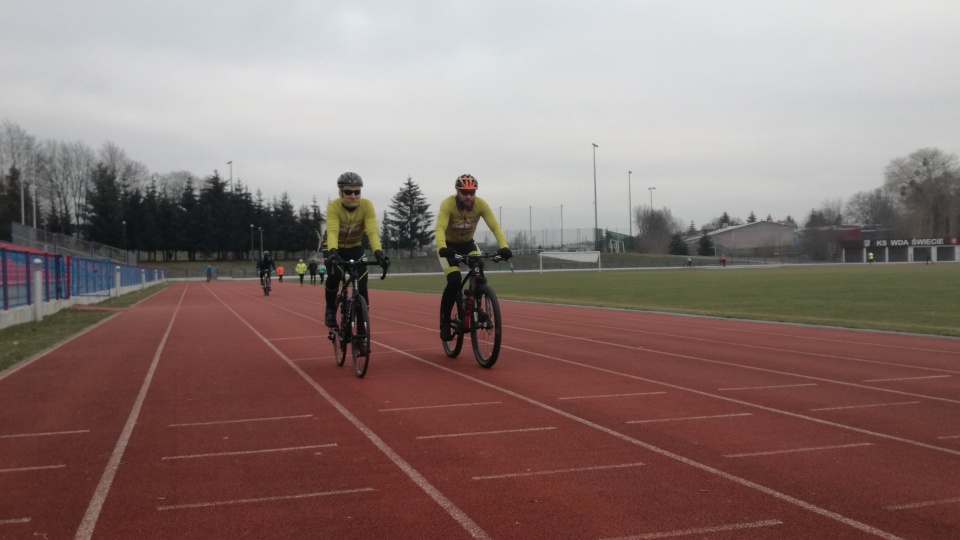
[1,280,958,539]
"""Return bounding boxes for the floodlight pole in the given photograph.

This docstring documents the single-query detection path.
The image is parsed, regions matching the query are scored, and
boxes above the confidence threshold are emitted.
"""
[628,171,633,237]
[592,143,599,251]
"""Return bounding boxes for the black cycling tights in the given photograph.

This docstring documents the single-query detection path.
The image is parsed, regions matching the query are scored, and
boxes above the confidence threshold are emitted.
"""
[440,272,461,319]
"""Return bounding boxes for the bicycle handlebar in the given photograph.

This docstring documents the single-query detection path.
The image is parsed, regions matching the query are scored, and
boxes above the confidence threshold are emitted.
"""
[340,257,390,280]
[453,253,503,264]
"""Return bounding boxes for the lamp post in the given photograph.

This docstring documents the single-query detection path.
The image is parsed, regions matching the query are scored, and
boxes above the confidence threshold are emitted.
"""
[592,143,599,251]
[121,220,127,254]
[250,224,254,260]
[259,227,264,256]
[648,186,656,209]
[227,161,233,191]
[628,171,633,237]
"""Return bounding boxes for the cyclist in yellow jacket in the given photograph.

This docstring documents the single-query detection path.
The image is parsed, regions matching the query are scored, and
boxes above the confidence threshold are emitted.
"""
[435,174,512,341]
[323,172,386,326]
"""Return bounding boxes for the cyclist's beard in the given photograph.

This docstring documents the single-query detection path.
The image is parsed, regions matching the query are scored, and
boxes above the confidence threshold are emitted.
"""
[340,197,360,209]
[456,197,474,211]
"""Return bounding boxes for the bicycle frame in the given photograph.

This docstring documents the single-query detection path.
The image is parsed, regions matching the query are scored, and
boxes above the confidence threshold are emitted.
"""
[442,253,503,368]
[328,257,389,378]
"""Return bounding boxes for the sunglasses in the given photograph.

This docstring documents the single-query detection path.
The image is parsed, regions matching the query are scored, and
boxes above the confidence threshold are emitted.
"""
[458,190,476,196]
[342,189,361,196]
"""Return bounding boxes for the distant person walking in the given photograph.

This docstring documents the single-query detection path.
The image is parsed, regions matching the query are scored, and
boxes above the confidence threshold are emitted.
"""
[317,261,326,284]
[686,257,692,268]
[719,256,726,268]
[868,251,874,264]
[296,259,307,285]
[926,253,934,265]
[308,259,318,285]
[277,265,285,283]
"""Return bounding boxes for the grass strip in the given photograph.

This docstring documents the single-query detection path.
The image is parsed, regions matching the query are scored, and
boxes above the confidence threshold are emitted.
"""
[0,283,169,373]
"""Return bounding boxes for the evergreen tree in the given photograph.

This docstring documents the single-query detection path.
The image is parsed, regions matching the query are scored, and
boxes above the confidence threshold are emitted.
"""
[668,233,689,255]
[697,233,715,256]
[747,211,757,223]
[84,164,124,246]
[0,166,21,241]
[379,210,393,255]
[384,177,434,257]
[178,178,200,261]
[686,220,697,236]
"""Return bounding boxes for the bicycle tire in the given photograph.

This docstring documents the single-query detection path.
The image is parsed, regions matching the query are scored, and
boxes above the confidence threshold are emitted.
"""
[332,295,347,366]
[471,284,502,368]
[351,295,370,378]
[441,294,465,358]
[263,275,271,296]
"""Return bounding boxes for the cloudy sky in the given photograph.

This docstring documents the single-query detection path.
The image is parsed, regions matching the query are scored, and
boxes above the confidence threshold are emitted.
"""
[3,0,959,235]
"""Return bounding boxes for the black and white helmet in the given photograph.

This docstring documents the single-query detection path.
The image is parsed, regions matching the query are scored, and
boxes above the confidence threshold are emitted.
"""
[337,172,363,188]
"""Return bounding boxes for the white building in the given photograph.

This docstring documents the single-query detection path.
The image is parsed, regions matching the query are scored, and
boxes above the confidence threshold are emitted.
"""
[686,221,797,256]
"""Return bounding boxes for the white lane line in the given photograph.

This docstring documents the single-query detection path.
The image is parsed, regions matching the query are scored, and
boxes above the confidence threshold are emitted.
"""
[886,497,960,510]
[863,375,951,382]
[379,341,905,540]
[168,414,313,427]
[600,518,783,539]
[480,325,960,458]
[76,285,189,540]
[558,392,666,400]
[157,488,374,511]
[473,462,645,480]
[937,435,960,439]
[0,430,90,439]
[626,413,752,424]
[0,518,31,525]
[718,383,818,391]
[291,356,327,362]
[810,401,921,411]
[162,444,336,460]
[0,464,66,473]
[417,427,557,440]
[380,401,502,412]
[212,291,491,540]
[725,442,873,458]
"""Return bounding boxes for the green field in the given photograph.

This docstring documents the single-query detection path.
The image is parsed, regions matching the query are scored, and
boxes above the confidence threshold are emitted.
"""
[371,263,960,337]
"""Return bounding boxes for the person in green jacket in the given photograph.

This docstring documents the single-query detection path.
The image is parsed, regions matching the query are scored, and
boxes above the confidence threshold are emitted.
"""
[295,259,308,286]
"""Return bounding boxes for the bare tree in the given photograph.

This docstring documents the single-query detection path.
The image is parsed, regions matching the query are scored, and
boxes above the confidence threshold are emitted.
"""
[100,141,149,192]
[633,206,684,253]
[1,121,40,225]
[883,148,960,236]
[36,139,96,232]
[844,188,898,230]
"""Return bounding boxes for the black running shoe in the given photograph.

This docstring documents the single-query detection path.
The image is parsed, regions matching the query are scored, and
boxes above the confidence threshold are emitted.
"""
[325,308,336,327]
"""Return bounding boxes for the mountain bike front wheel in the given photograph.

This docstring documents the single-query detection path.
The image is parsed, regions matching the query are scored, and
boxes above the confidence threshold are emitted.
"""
[351,295,370,378]
[471,284,501,368]
[441,295,465,358]
[332,295,347,366]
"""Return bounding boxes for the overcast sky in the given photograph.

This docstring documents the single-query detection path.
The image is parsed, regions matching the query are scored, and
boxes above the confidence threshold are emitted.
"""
[3,0,959,234]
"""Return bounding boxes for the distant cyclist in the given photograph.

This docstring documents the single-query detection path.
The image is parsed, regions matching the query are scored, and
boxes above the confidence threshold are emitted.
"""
[435,174,511,341]
[205,265,214,282]
[323,172,386,327]
[257,251,277,287]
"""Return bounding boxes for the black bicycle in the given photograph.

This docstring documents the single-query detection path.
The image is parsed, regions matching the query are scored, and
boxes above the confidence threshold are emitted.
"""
[261,271,271,296]
[441,253,503,368]
[328,257,389,378]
